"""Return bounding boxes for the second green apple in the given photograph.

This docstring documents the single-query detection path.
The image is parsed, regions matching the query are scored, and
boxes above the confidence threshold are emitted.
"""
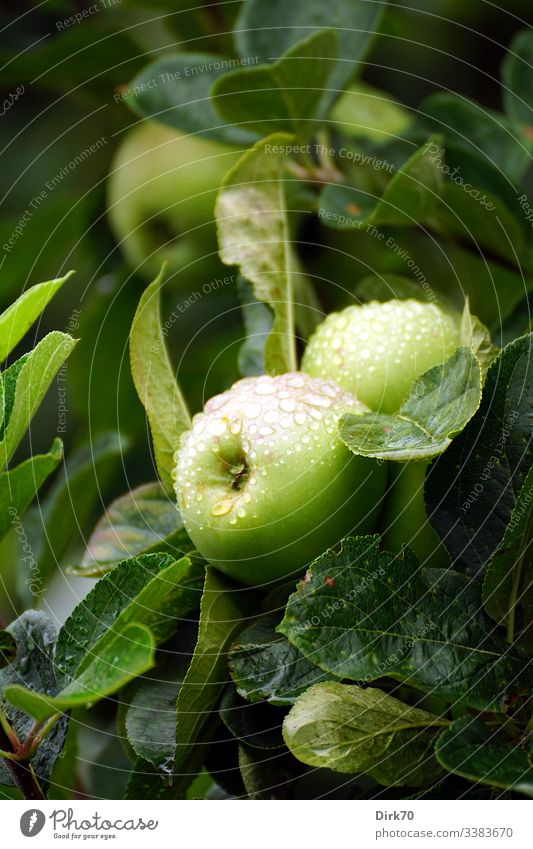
[303,297,462,565]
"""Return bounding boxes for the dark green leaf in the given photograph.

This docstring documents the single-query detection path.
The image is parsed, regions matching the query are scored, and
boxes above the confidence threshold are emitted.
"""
[122,568,249,799]
[72,481,192,577]
[236,277,273,377]
[482,464,533,640]
[219,684,284,749]
[238,744,305,799]
[0,356,28,440]
[117,621,200,768]
[229,612,336,705]
[283,683,446,786]
[48,719,78,800]
[445,249,533,333]
[0,612,66,788]
[320,136,444,230]
[279,536,532,711]
[0,439,63,542]
[0,632,16,668]
[340,348,481,461]
[235,0,385,113]
[216,133,298,374]
[130,267,191,492]
[421,94,531,183]
[55,552,204,686]
[436,718,533,797]
[501,29,533,127]
[5,624,155,721]
[433,179,525,267]
[427,334,533,576]
[212,30,337,137]
[127,53,257,145]
[125,671,182,777]
[124,747,209,800]
[173,568,256,774]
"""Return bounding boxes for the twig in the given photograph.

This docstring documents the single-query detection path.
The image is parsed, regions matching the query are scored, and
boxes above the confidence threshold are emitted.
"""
[0,711,45,800]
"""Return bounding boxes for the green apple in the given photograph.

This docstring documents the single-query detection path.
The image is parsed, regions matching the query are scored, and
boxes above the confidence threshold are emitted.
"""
[302,299,461,414]
[174,372,386,586]
[107,121,241,279]
[302,298,461,566]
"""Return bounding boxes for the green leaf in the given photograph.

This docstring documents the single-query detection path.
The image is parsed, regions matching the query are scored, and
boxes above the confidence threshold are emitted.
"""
[216,133,297,374]
[436,718,533,797]
[459,304,498,376]
[14,432,126,603]
[212,30,337,137]
[0,632,16,668]
[235,0,385,113]
[130,267,191,493]
[229,612,336,706]
[0,356,28,440]
[427,132,523,215]
[0,612,67,789]
[427,333,533,577]
[72,481,192,577]
[124,659,189,776]
[5,624,155,721]
[340,348,481,461]
[219,684,284,750]
[0,439,63,542]
[421,93,531,183]
[124,569,255,799]
[283,683,446,786]
[482,464,533,641]
[124,744,210,800]
[279,536,532,711]
[55,552,204,686]
[502,29,533,127]
[47,719,79,800]
[173,568,256,774]
[236,277,274,377]
[328,81,412,144]
[0,332,77,468]
[126,53,257,145]
[5,553,203,730]
[320,136,444,230]
[434,179,525,267]
[0,272,75,363]
[238,744,305,800]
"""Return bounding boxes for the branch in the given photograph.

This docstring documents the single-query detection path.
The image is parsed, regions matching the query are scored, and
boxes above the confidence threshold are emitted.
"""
[0,713,45,800]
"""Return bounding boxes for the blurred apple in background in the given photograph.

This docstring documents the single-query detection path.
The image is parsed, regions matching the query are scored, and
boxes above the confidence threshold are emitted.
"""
[107,121,241,280]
